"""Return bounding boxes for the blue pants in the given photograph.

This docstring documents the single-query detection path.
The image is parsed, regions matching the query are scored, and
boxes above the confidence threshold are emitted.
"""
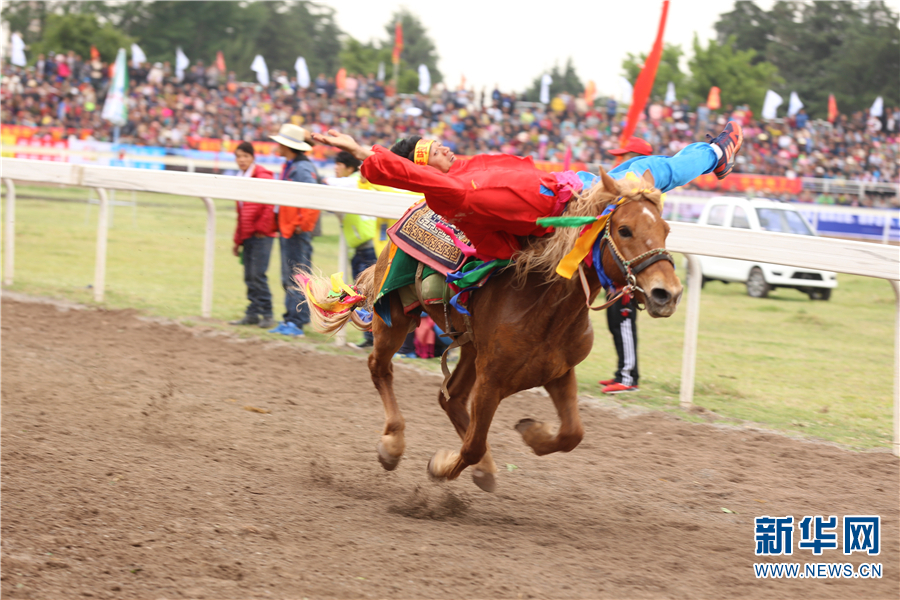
[242,236,274,319]
[280,231,313,328]
[352,243,378,343]
[607,142,717,192]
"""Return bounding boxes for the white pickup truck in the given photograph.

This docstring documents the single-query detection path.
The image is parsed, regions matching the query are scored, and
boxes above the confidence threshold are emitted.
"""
[694,196,838,300]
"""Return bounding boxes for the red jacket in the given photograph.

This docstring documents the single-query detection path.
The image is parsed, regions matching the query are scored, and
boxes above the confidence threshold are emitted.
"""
[360,146,565,260]
[233,163,276,244]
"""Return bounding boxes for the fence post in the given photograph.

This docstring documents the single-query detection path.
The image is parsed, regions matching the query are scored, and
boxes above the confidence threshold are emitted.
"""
[892,280,900,457]
[679,254,703,408]
[3,179,16,286]
[94,188,110,302]
[200,197,216,318]
[335,214,348,346]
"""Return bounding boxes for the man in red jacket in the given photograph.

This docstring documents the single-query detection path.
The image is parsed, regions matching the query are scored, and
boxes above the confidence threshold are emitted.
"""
[229,141,277,328]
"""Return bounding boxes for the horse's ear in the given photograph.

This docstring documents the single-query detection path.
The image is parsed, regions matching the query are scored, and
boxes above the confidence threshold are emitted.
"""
[641,169,655,188]
[597,167,619,195]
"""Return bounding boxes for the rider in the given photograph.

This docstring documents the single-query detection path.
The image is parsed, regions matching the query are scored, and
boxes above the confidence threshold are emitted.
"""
[311,122,743,263]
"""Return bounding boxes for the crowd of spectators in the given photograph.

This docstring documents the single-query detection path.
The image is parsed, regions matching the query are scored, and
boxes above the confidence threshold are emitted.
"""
[3,50,898,203]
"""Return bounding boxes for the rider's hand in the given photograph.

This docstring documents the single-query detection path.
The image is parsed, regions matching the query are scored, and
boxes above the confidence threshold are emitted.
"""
[310,129,374,162]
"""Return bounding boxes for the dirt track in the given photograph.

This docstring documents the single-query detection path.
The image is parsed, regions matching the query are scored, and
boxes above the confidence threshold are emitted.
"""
[1,295,898,599]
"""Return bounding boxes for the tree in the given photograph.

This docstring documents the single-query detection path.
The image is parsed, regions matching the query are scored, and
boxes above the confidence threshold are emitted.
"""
[523,58,584,102]
[338,38,391,79]
[686,34,783,112]
[714,0,899,115]
[30,13,134,62]
[621,43,687,101]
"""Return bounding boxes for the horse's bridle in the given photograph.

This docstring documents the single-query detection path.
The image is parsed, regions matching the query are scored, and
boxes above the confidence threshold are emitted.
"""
[577,197,675,311]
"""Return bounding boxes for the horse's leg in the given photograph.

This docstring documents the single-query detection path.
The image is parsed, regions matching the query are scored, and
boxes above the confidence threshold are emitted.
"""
[515,368,585,456]
[370,294,418,470]
[428,374,500,483]
[438,347,498,492]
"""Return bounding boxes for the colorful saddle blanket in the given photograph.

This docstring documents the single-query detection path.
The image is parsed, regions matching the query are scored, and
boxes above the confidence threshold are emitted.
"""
[387,201,474,274]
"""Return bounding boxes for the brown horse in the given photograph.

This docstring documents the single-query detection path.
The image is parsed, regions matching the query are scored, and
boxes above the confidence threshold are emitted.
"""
[302,168,683,492]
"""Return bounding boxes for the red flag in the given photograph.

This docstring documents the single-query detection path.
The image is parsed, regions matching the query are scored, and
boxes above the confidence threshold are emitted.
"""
[584,80,596,106]
[828,93,838,123]
[620,0,670,145]
[707,86,721,111]
[336,68,346,90]
[216,51,226,73]
[392,21,403,64]
[90,45,100,61]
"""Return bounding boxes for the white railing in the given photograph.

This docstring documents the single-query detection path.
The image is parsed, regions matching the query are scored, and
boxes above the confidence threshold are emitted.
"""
[3,158,899,455]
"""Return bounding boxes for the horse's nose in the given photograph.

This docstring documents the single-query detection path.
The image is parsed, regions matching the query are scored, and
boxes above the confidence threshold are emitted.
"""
[650,287,672,305]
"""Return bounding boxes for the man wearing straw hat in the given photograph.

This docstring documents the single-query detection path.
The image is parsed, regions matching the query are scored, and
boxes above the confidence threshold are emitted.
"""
[268,123,321,337]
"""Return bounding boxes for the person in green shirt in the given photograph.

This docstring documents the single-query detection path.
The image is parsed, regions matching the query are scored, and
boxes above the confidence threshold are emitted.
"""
[325,151,377,348]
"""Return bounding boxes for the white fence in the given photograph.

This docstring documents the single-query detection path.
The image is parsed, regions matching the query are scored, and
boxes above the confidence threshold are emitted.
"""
[3,158,899,455]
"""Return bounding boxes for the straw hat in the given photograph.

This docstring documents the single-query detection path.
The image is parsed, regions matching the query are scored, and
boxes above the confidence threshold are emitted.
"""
[270,123,312,152]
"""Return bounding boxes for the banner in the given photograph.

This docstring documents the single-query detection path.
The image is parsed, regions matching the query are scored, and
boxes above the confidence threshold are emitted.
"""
[870,96,883,117]
[828,94,838,123]
[101,48,129,126]
[131,43,147,68]
[250,55,269,87]
[417,64,431,94]
[584,80,596,106]
[11,32,27,67]
[707,86,721,110]
[787,91,803,117]
[540,74,552,105]
[665,81,676,105]
[392,21,403,64]
[620,0,670,144]
[216,51,226,73]
[294,56,310,88]
[691,172,802,195]
[175,47,189,82]
[762,90,783,120]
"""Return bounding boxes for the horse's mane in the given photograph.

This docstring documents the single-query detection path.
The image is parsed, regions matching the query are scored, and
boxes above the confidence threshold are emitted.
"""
[512,171,664,284]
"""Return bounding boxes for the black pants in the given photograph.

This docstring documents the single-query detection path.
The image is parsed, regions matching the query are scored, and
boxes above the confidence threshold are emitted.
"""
[606,295,638,386]
[242,236,274,319]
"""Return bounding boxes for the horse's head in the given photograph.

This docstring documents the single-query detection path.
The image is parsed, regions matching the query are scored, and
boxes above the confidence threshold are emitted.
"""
[596,168,683,318]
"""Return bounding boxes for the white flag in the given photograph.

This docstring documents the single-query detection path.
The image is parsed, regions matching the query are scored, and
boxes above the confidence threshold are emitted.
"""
[11,32,26,67]
[175,47,190,82]
[665,81,676,105]
[540,73,552,105]
[417,64,431,94]
[618,76,633,105]
[761,89,783,120]
[294,56,310,89]
[131,43,147,68]
[101,48,129,126]
[787,91,804,117]
[377,61,385,82]
[250,54,269,87]
[870,96,883,117]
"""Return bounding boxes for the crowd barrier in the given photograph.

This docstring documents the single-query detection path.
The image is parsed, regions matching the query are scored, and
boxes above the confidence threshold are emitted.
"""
[3,157,899,455]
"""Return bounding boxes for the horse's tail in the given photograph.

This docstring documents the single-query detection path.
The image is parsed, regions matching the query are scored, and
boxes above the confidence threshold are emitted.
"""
[294,266,375,335]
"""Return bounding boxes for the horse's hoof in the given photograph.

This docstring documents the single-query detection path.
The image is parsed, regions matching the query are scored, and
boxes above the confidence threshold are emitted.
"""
[376,441,401,471]
[514,417,539,434]
[427,449,453,482]
[472,469,497,493]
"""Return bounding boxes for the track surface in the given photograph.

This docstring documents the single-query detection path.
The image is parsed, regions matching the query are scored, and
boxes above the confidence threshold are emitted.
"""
[2,297,898,599]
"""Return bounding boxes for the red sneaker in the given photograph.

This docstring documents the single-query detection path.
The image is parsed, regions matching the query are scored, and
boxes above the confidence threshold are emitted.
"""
[602,382,639,394]
[710,120,744,180]
[599,378,616,386]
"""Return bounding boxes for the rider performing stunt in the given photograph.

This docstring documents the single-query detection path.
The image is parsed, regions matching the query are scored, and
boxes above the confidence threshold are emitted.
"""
[311,122,743,263]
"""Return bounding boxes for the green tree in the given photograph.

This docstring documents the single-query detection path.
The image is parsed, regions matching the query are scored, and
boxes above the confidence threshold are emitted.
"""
[621,43,687,101]
[30,13,134,62]
[383,9,442,92]
[338,38,391,79]
[686,34,782,112]
[714,0,899,115]
[523,58,584,102]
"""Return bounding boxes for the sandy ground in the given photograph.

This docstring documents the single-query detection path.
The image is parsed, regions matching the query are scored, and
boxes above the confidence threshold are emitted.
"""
[1,295,898,599]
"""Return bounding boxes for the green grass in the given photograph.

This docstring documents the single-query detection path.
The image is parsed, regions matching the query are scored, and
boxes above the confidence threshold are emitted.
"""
[3,184,896,450]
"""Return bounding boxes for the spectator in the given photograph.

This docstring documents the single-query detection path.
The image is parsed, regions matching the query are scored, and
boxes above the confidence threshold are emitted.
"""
[228,141,277,329]
[324,150,377,349]
[268,123,321,337]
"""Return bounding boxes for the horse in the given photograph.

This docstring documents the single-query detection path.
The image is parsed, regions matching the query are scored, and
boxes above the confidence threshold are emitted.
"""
[300,168,683,493]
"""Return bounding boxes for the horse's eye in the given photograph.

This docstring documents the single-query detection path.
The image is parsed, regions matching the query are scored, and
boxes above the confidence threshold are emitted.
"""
[618,226,633,238]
